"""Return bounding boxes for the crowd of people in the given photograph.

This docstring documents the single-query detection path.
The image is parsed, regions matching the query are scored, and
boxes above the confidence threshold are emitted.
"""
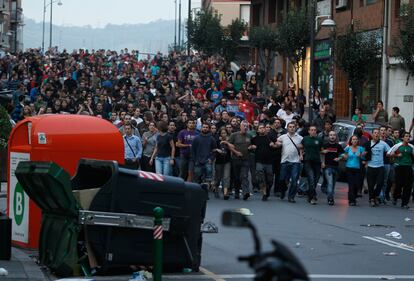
[2,48,414,208]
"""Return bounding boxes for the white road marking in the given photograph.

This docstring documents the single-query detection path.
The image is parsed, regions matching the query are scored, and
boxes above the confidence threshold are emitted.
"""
[309,275,414,279]
[161,273,414,279]
[199,266,226,281]
[363,236,414,252]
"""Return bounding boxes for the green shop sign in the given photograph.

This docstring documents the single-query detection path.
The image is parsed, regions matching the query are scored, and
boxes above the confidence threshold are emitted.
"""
[315,41,331,60]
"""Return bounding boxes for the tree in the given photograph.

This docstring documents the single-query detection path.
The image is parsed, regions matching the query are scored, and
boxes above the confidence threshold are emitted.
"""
[334,26,381,111]
[0,105,12,148]
[187,9,224,55]
[276,8,311,85]
[222,18,246,63]
[394,3,414,85]
[249,26,279,81]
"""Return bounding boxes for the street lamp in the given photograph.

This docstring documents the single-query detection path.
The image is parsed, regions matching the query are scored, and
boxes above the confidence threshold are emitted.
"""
[320,18,336,28]
[42,0,62,53]
[308,4,336,123]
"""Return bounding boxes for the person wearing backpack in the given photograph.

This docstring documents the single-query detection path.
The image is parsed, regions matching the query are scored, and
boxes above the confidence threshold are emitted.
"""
[363,128,390,207]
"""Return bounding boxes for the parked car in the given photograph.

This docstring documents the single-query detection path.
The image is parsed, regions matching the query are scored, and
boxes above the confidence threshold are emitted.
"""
[333,121,380,148]
[332,121,380,180]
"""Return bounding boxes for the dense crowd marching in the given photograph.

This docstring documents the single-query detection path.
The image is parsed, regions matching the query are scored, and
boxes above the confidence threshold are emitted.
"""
[3,48,414,208]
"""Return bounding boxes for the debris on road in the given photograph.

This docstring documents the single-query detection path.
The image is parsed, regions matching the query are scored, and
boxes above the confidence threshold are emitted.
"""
[129,271,149,281]
[361,224,394,228]
[382,252,398,256]
[0,268,8,276]
[201,221,219,233]
[342,243,357,246]
[295,242,301,248]
[385,231,402,239]
[404,217,411,222]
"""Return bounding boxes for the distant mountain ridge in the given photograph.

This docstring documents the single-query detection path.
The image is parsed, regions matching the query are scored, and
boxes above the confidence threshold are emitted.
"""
[23,18,178,53]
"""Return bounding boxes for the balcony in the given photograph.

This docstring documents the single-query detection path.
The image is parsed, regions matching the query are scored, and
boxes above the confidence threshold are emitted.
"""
[10,9,23,24]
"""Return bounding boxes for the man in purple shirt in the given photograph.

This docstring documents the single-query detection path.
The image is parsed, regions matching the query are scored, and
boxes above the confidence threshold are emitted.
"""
[176,119,198,181]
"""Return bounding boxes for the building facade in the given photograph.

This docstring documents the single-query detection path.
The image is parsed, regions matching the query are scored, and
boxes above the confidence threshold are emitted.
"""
[250,0,414,121]
[202,0,251,26]
[202,0,251,62]
[0,0,23,54]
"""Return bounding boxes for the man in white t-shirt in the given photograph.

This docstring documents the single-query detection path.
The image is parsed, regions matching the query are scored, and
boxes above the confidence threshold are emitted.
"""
[275,121,303,202]
[277,105,296,128]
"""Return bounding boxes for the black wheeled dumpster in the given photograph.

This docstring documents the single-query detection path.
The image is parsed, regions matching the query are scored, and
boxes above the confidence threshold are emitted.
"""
[15,158,208,277]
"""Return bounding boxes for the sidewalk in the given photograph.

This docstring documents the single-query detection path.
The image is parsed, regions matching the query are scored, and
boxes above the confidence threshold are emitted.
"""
[0,248,47,281]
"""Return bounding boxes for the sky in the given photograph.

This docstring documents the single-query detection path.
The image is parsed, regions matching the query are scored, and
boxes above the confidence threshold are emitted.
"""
[22,0,201,28]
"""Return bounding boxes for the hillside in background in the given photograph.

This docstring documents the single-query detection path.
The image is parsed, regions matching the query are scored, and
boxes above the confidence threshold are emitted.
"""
[23,18,180,53]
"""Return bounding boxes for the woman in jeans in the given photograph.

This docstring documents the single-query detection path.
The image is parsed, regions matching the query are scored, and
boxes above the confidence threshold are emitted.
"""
[214,128,232,200]
[342,135,365,206]
[150,121,175,176]
[387,132,414,209]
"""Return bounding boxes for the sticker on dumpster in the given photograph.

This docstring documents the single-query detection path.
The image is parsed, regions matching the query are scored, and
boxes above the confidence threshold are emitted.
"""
[138,171,164,182]
[9,152,30,243]
[38,133,47,144]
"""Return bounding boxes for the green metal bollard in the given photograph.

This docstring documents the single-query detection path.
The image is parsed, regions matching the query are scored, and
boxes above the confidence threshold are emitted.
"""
[153,207,164,281]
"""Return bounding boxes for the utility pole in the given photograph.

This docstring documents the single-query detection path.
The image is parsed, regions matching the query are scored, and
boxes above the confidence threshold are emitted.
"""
[178,0,181,50]
[49,0,53,49]
[174,0,177,50]
[14,1,17,53]
[187,0,191,56]
[42,0,46,53]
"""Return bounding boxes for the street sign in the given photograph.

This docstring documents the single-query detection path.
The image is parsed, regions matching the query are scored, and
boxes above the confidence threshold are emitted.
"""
[403,95,413,102]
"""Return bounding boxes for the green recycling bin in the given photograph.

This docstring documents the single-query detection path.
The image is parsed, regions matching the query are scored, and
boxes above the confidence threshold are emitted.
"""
[15,159,209,277]
[15,161,81,276]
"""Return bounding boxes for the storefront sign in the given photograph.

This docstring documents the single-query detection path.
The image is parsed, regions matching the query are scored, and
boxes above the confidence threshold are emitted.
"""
[315,41,331,60]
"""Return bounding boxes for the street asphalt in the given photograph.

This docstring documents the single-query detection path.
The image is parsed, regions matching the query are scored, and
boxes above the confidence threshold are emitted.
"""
[199,183,414,281]
[1,181,414,281]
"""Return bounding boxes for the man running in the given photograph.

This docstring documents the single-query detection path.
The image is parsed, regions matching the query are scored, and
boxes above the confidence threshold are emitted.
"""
[275,121,303,203]
[251,124,274,201]
[302,126,323,205]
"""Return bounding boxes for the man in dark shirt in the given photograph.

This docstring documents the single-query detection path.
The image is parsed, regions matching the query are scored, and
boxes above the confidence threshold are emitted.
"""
[236,64,247,81]
[63,72,77,93]
[192,123,217,186]
[302,125,323,204]
[252,124,274,201]
[268,118,286,196]
[321,131,344,205]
